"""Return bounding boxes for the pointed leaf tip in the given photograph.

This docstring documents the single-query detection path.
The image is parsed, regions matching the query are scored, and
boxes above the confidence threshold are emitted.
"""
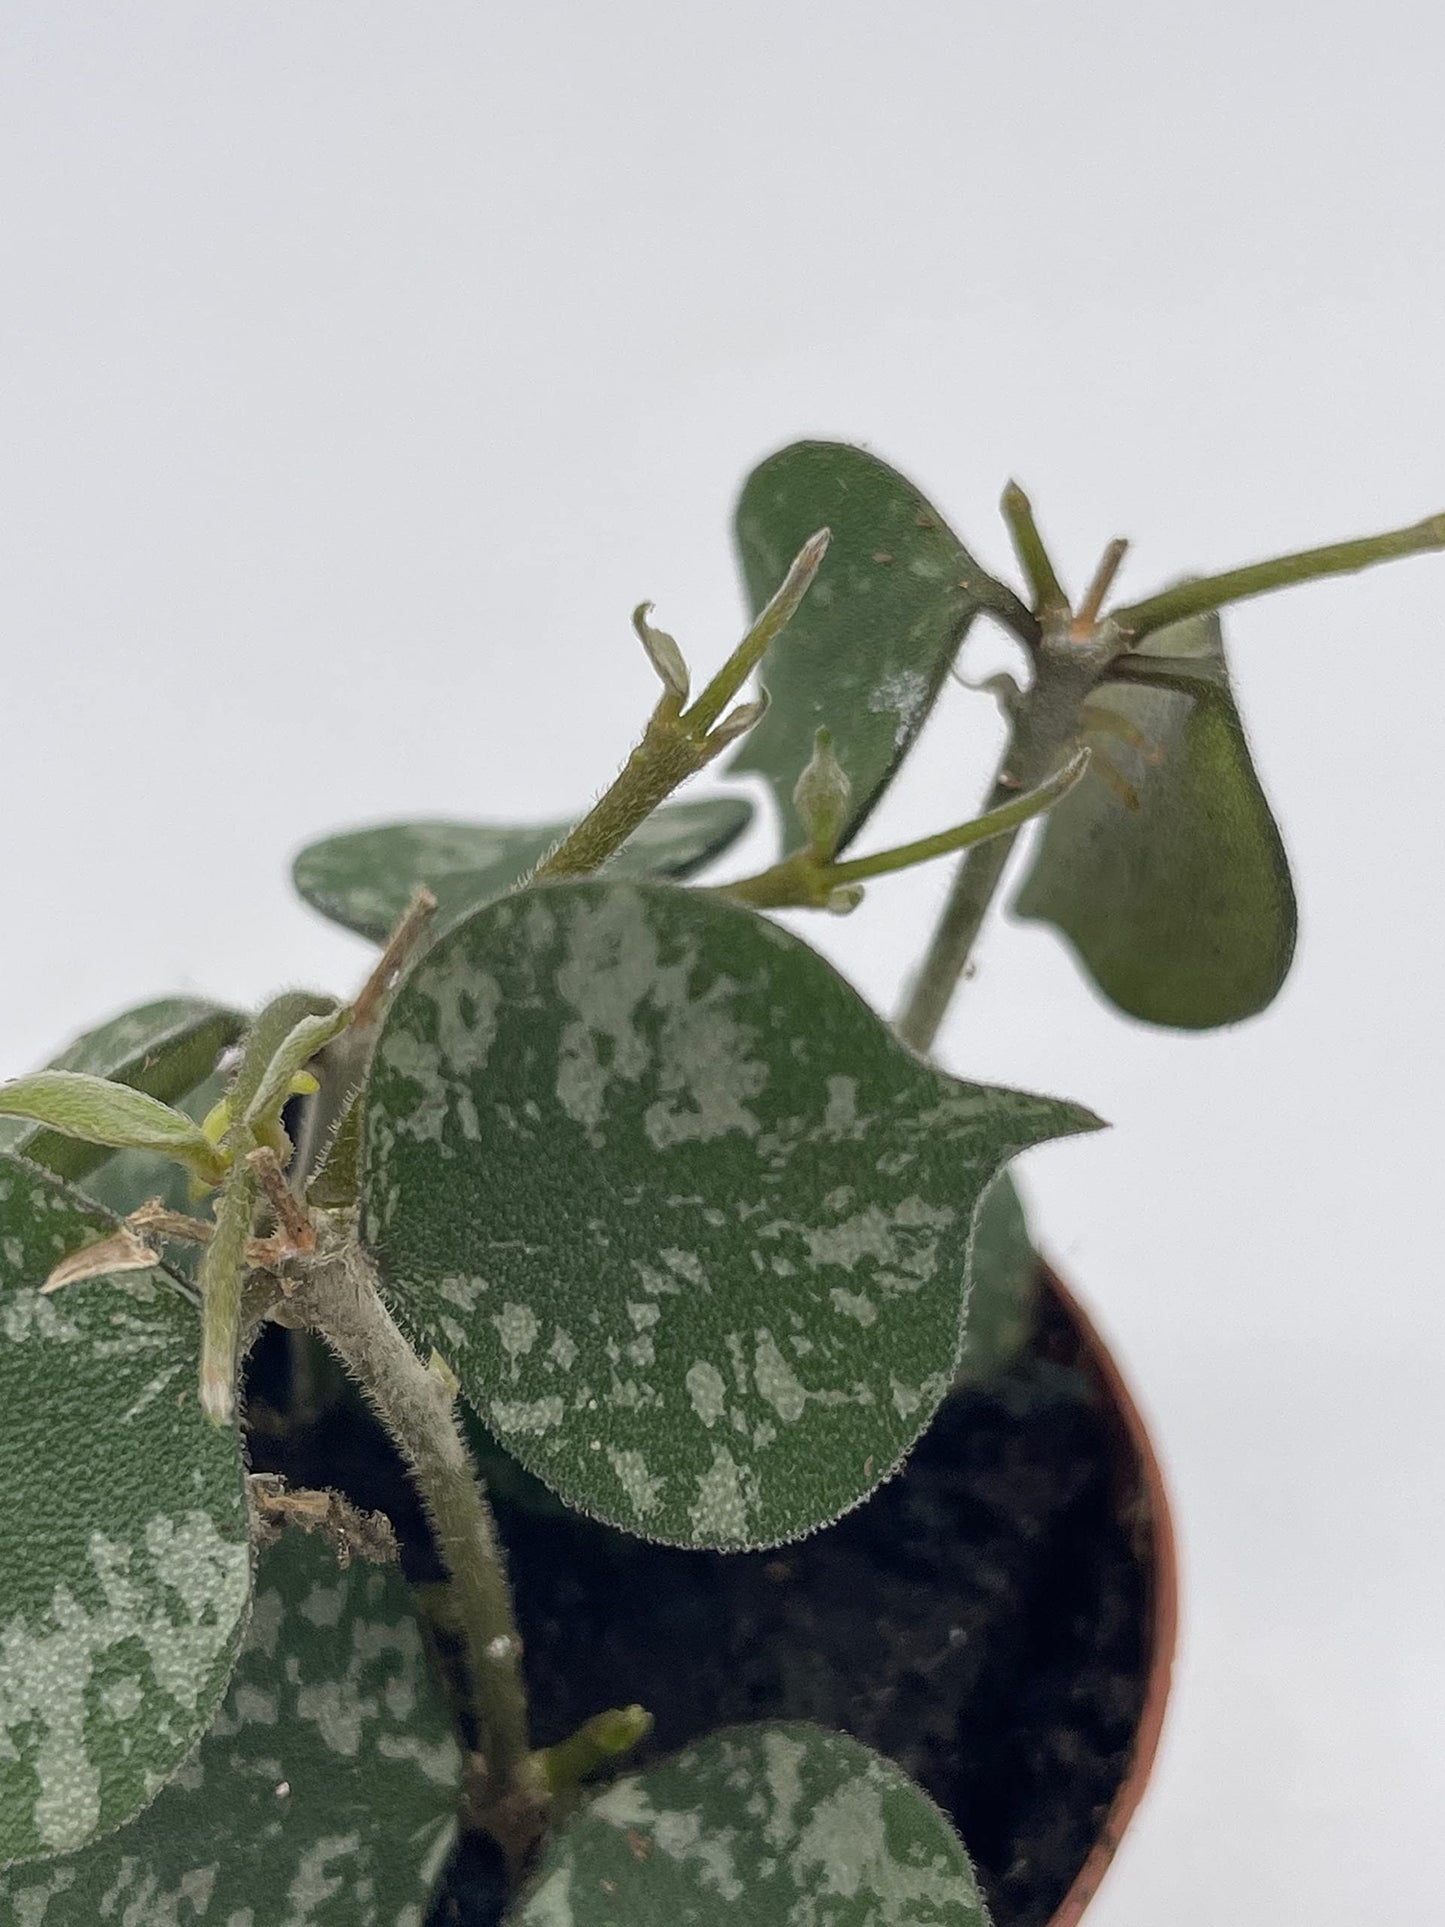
[633,601,691,701]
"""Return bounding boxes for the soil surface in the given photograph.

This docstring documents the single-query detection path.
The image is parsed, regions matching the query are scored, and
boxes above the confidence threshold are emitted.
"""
[248,1280,1151,1927]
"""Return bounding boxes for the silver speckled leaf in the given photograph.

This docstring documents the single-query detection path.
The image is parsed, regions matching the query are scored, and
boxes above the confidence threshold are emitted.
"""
[293,796,754,944]
[360,880,1097,1551]
[507,1722,991,1926]
[1013,611,1296,1028]
[0,999,243,1183]
[730,441,1014,857]
[0,1152,251,1867]
[0,1529,462,1923]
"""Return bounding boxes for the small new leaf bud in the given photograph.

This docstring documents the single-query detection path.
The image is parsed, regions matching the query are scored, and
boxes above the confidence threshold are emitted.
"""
[792,726,853,857]
[538,1702,656,1793]
[632,602,690,703]
[826,884,865,915]
[709,690,770,747]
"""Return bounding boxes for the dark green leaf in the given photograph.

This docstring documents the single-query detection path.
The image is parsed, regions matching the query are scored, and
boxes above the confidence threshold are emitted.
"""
[292,797,756,944]
[0,999,243,1182]
[507,1721,990,1926]
[0,1153,250,1865]
[360,880,1096,1550]
[1014,611,1296,1028]
[730,441,1022,856]
[461,1405,570,1521]
[956,1171,1039,1384]
[0,1530,461,1920]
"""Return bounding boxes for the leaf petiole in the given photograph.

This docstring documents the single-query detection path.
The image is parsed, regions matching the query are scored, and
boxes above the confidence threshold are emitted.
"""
[1109,510,1445,642]
[725,748,1090,911]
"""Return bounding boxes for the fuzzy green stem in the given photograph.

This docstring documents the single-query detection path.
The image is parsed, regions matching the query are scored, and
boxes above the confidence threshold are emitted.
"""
[198,1158,258,1425]
[895,814,1020,1054]
[1110,511,1445,642]
[531,531,829,886]
[294,1246,545,1866]
[896,660,1095,1054]
[832,749,1089,887]
[530,725,706,883]
[290,894,438,1196]
[684,528,830,733]
[1001,481,1068,617]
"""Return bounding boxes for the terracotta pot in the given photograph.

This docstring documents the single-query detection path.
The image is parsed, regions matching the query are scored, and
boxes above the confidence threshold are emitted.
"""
[1040,1263,1179,1926]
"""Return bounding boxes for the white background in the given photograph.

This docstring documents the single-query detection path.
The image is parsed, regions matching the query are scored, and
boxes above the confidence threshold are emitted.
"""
[2,7,1441,1921]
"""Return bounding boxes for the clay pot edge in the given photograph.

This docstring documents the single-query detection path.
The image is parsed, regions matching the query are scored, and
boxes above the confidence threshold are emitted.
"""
[1041,1262,1180,1927]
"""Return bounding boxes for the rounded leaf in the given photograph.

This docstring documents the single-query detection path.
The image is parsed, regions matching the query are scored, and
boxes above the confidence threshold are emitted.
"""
[293,796,754,944]
[0,1530,461,1922]
[1014,611,1296,1028]
[360,880,1096,1549]
[507,1722,990,1926]
[0,1153,251,1866]
[730,441,1016,856]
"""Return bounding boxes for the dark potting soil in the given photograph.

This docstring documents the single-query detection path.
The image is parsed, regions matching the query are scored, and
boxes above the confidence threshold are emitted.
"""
[247,1280,1151,1927]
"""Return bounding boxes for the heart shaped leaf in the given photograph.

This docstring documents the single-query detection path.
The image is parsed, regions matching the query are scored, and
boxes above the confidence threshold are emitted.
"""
[293,795,755,943]
[0,999,243,1182]
[0,1153,250,1866]
[730,441,1022,857]
[0,1529,461,1921]
[360,880,1096,1550]
[507,1721,990,1926]
[1013,611,1296,1028]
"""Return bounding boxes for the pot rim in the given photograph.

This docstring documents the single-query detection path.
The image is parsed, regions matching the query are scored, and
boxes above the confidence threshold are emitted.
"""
[1041,1263,1179,1927]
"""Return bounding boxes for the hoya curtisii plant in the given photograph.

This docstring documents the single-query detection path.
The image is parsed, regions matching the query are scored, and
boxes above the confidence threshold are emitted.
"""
[1,444,1440,1926]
